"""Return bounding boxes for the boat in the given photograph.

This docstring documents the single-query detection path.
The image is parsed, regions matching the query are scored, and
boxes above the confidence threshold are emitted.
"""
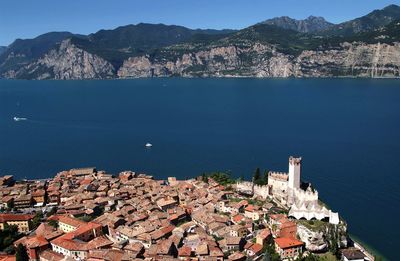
[13,117,27,121]
[145,143,153,148]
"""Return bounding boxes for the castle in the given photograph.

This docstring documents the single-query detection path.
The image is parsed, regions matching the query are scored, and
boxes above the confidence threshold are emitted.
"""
[236,157,339,225]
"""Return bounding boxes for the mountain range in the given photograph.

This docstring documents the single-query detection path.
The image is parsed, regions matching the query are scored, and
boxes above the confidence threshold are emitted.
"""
[1,4,400,79]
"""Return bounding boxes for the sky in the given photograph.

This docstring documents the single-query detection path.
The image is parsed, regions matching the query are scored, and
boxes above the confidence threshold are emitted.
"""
[1,0,400,46]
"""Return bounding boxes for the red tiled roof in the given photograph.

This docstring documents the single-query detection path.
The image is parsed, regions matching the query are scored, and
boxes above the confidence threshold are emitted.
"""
[232,214,244,223]
[178,246,192,257]
[249,243,263,254]
[257,228,271,239]
[245,204,255,212]
[57,215,86,228]
[275,237,304,249]
[0,214,34,222]
[0,255,16,261]
[15,235,48,249]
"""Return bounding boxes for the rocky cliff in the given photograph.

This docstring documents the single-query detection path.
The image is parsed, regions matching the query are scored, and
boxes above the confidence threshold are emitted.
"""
[3,39,115,80]
[297,220,348,253]
[117,42,400,78]
[2,4,400,80]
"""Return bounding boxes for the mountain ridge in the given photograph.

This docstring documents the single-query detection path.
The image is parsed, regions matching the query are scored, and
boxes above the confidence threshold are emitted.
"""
[261,16,334,33]
[2,4,400,79]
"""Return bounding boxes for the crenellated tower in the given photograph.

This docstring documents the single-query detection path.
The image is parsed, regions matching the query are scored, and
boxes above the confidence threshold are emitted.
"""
[288,156,301,189]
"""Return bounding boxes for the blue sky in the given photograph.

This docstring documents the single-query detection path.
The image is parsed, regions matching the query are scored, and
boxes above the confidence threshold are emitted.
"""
[1,0,399,46]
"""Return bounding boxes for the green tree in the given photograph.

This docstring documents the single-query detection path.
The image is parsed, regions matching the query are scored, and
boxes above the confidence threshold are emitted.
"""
[253,168,261,184]
[0,224,21,251]
[32,211,43,229]
[47,219,58,229]
[46,206,58,217]
[263,170,269,185]
[15,243,29,261]
[201,173,209,183]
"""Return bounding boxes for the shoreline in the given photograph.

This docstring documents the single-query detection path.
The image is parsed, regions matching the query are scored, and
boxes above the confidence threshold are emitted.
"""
[349,234,386,261]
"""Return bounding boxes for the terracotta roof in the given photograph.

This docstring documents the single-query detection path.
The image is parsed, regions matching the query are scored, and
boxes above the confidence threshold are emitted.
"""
[57,215,86,228]
[123,242,144,253]
[228,252,245,261]
[38,250,64,261]
[0,213,34,222]
[341,248,367,260]
[0,255,15,261]
[86,236,113,250]
[249,243,263,254]
[226,236,242,245]
[15,235,48,249]
[232,214,244,223]
[178,246,192,257]
[257,228,271,239]
[245,204,255,212]
[275,237,304,249]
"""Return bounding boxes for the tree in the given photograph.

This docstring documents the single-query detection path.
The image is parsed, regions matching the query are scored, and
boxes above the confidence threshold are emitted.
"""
[263,170,269,185]
[46,206,58,217]
[201,173,209,183]
[253,168,261,184]
[47,219,58,229]
[15,243,29,261]
[0,224,20,251]
[32,211,43,229]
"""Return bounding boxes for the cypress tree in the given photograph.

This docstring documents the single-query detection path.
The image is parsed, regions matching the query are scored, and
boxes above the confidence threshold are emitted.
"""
[15,243,29,261]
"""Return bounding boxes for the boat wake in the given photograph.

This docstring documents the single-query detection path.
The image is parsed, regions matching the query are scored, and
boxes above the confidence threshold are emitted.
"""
[13,117,28,122]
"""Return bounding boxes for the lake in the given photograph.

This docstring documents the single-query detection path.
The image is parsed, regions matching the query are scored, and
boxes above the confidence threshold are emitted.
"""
[0,78,399,259]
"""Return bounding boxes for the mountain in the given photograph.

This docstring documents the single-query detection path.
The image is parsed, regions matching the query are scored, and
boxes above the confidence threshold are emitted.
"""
[2,5,400,80]
[69,23,236,67]
[322,4,400,36]
[0,32,76,74]
[0,46,6,55]
[262,16,333,33]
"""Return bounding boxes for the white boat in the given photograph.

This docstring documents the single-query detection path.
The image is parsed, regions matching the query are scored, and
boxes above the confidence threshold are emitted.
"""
[13,117,27,121]
[145,143,153,148]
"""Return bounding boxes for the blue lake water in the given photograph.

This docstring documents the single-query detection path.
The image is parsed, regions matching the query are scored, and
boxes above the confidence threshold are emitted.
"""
[0,78,399,259]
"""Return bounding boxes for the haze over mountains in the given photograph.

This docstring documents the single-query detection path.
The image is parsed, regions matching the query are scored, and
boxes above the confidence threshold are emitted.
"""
[1,4,400,79]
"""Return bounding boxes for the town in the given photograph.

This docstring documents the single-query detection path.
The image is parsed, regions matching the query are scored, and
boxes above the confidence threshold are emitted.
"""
[0,157,372,261]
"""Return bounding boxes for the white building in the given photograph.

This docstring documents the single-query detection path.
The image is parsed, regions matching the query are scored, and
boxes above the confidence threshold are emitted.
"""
[237,156,340,225]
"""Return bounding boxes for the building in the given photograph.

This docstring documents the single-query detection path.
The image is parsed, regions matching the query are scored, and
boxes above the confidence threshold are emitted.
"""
[50,222,103,260]
[267,157,339,224]
[56,215,86,233]
[69,167,96,177]
[256,229,271,246]
[32,190,46,207]
[0,214,34,233]
[341,248,367,261]
[13,194,32,209]
[274,237,303,260]
[14,235,49,261]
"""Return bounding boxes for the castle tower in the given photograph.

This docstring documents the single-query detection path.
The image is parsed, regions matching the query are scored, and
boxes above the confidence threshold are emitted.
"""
[288,156,301,189]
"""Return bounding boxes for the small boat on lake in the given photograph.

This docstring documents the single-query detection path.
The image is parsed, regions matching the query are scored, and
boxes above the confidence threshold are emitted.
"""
[13,117,27,122]
[145,143,153,148]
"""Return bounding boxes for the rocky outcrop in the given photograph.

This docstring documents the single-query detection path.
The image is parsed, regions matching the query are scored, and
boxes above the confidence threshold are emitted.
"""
[295,42,400,77]
[296,221,348,253]
[118,43,294,78]
[118,42,400,78]
[3,40,400,80]
[4,39,115,80]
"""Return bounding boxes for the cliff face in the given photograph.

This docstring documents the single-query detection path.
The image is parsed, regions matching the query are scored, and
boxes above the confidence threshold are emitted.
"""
[297,221,348,253]
[295,42,400,77]
[3,40,400,80]
[118,43,295,78]
[117,42,400,78]
[3,39,115,80]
